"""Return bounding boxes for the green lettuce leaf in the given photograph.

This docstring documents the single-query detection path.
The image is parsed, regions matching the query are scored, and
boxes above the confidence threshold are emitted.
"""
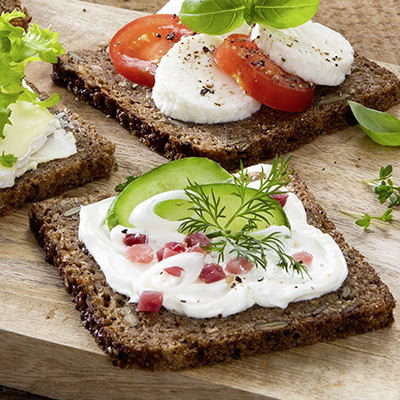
[0,10,65,168]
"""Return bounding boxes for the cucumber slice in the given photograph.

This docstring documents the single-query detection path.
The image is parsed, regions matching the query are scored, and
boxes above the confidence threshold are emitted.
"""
[153,183,290,232]
[107,158,232,229]
[154,199,193,221]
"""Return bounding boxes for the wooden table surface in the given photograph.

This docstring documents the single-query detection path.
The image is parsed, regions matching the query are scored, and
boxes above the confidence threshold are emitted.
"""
[1,0,399,399]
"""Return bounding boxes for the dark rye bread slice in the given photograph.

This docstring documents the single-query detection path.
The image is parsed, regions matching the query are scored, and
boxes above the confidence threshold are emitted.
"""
[0,106,116,217]
[0,0,31,29]
[29,172,396,371]
[51,46,400,170]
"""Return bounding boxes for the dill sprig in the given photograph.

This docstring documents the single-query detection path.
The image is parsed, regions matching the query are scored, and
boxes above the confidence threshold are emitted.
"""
[178,155,309,277]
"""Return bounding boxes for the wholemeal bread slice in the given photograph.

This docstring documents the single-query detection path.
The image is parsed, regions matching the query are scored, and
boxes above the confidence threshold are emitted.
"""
[0,103,116,217]
[29,171,396,371]
[51,45,400,170]
[0,0,31,29]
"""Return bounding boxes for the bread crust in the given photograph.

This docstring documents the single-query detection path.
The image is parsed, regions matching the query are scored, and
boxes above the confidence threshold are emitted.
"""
[0,107,116,216]
[29,172,396,371]
[51,46,400,170]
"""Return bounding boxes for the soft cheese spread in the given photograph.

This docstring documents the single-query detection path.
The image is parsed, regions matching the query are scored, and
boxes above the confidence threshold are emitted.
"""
[79,164,348,318]
[0,101,77,189]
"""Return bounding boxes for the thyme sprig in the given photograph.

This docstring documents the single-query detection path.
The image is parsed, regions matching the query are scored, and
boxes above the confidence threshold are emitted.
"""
[341,164,398,230]
[362,165,400,208]
[178,155,309,277]
[341,209,393,231]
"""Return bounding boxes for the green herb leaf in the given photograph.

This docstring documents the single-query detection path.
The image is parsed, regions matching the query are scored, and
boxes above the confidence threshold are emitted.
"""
[341,164,399,230]
[253,0,320,29]
[0,150,17,167]
[341,209,393,231]
[348,100,400,146]
[362,164,400,208]
[179,0,319,35]
[115,175,137,192]
[179,0,246,35]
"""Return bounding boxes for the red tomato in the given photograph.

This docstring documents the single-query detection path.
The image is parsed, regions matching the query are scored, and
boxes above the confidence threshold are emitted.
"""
[213,34,315,112]
[109,14,193,87]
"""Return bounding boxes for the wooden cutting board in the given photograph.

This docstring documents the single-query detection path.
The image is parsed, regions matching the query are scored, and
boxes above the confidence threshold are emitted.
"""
[1,1,399,399]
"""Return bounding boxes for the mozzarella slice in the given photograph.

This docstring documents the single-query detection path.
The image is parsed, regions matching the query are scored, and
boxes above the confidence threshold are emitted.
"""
[251,21,354,86]
[152,34,261,124]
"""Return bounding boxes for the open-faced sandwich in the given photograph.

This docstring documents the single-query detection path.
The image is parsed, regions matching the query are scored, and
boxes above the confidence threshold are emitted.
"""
[29,156,395,370]
[0,9,116,216]
[50,0,400,169]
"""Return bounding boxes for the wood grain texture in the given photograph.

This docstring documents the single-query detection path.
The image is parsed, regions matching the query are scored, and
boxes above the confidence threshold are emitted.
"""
[0,0,399,399]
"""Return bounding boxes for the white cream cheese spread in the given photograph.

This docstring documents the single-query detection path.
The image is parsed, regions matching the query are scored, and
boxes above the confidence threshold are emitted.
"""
[0,101,77,189]
[79,164,348,318]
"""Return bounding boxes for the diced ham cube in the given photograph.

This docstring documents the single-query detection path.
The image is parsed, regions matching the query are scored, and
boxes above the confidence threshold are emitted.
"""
[184,232,210,248]
[136,291,163,312]
[186,244,208,256]
[123,233,148,246]
[164,266,184,277]
[225,257,254,275]
[156,241,186,261]
[199,263,226,284]
[271,193,289,208]
[125,243,154,264]
[292,251,313,266]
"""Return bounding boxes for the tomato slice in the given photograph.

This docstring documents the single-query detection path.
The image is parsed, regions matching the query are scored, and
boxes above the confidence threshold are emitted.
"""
[109,14,193,87]
[213,34,315,112]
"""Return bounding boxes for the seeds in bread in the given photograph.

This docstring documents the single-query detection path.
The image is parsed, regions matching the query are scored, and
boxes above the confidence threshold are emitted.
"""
[0,106,116,217]
[51,46,400,170]
[29,172,396,371]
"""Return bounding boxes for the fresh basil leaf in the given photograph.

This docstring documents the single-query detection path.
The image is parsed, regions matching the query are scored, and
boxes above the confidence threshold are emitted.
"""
[179,0,246,35]
[348,100,400,146]
[253,0,319,29]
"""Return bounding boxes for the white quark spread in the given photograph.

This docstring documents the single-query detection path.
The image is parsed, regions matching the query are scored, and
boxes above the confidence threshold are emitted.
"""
[79,164,348,318]
[0,101,77,189]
